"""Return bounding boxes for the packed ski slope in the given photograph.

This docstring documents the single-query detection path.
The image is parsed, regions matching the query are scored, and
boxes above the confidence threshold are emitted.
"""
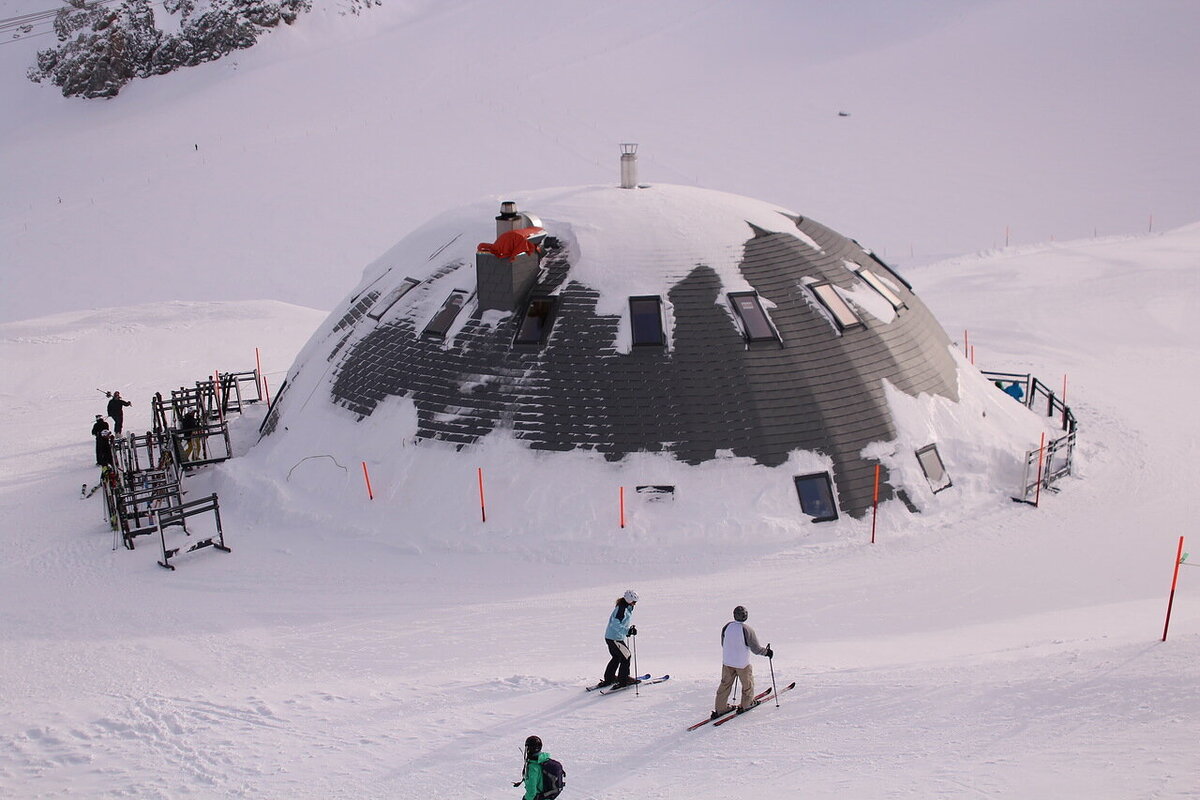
[1,226,1198,798]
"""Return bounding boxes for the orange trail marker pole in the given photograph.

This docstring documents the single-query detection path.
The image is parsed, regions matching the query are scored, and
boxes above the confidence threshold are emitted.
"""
[963,329,969,358]
[263,375,271,406]
[361,461,374,500]
[620,486,626,528]
[871,464,880,544]
[1162,536,1185,642]
[477,467,486,523]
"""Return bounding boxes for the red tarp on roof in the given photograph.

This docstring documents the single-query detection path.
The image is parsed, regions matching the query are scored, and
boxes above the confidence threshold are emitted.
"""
[477,227,545,261]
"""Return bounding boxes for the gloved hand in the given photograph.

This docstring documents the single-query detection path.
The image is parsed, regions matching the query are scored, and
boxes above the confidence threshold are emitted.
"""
[764,647,774,659]
[628,626,637,636]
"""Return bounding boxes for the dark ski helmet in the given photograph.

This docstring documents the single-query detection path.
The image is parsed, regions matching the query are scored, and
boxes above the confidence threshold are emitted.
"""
[733,605,748,622]
[524,735,542,755]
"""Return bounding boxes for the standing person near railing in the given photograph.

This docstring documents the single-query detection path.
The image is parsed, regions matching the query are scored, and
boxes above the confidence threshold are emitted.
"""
[91,415,110,465]
[1003,381,1025,402]
[106,390,131,435]
[181,409,203,461]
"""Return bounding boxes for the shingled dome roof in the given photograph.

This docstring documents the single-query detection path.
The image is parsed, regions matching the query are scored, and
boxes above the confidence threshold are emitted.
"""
[262,183,1035,525]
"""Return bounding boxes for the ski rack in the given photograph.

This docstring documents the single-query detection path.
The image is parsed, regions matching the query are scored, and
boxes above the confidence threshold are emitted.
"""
[87,367,257,568]
[119,430,182,484]
[156,493,230,570]
[119,478,184,550]
[1014,428,1077,505]
[150,390,233,468]
[173,418,233,469]
[220,370,263,411]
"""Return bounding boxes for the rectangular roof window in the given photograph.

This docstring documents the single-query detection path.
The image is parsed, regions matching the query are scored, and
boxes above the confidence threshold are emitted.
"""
[856,269,905,310]
[629,296,665,346]
[368,278,420,321]
[812,283,864,331]
[868,251,914,291]
[916,443,952,493]
[794,472,839,522]
[727,292,778,342]
[514,296,557,346]
[423,290,469,340]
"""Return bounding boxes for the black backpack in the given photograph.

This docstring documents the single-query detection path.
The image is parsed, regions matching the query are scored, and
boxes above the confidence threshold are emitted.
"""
[539,757,566,799]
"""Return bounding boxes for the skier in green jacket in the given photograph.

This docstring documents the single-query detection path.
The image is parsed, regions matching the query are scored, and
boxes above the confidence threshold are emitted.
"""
[518,735,551,800]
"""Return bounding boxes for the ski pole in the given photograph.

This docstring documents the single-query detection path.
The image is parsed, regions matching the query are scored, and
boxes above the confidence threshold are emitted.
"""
[631,634,639,697]
[768,643,779,707]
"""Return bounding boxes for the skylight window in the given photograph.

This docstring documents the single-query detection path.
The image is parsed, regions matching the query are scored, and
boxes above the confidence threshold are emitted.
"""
[811,283,863,331]
[368,278,420,321]
[856,269,905,310]
[727,292,778,342]
[629,296,665,346]
[867,251,914,291]
[423,290,469,340]
[794,473,839,522]
[513,296,557,346]
[915,444,952,493]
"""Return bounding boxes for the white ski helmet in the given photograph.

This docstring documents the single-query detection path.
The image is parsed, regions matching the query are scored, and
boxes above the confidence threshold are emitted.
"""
[623,589,640,604]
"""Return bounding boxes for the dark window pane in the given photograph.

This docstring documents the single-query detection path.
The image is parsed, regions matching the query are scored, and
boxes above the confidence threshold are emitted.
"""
[368,278,420,321]
[630,296,664,346]
[794,473,838,522]
[423,290,469,339]
[916,444,952,493]
[514,297,555,345]
[728,292,777,342]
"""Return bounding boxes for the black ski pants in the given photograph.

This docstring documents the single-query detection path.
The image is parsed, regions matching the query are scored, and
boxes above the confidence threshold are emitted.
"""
[604,638,631,682]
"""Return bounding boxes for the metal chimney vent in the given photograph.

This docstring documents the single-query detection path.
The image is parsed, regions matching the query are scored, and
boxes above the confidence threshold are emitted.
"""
[620,143,638,189]
[496,201,522,237]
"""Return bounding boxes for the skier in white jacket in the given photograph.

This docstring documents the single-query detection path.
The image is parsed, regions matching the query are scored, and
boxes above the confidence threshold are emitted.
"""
[712,605,773,717]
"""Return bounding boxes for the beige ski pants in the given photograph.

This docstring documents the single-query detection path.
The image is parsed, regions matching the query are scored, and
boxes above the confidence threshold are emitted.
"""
[714,663,755,713]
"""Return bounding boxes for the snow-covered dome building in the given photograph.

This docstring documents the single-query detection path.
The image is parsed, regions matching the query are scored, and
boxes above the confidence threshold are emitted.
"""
[256,162,1048,541]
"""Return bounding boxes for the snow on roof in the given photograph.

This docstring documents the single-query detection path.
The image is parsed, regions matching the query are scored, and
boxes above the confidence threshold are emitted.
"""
[355,183,817,319]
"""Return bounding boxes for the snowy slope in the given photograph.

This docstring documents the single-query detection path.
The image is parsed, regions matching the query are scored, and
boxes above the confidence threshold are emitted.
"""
[1,225,1198,798]
[3,0,1200,323]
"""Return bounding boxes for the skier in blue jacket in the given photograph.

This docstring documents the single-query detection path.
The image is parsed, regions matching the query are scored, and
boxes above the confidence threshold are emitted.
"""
[597,590,640,688]
[1003,381,1025,402]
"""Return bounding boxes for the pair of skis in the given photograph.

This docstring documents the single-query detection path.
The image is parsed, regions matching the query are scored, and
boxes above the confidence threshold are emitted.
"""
[687,681,796,730]
[586,674,671,694]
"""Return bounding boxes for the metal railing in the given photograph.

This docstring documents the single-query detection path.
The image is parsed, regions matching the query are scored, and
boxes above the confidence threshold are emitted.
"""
[985,370,1079,505]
